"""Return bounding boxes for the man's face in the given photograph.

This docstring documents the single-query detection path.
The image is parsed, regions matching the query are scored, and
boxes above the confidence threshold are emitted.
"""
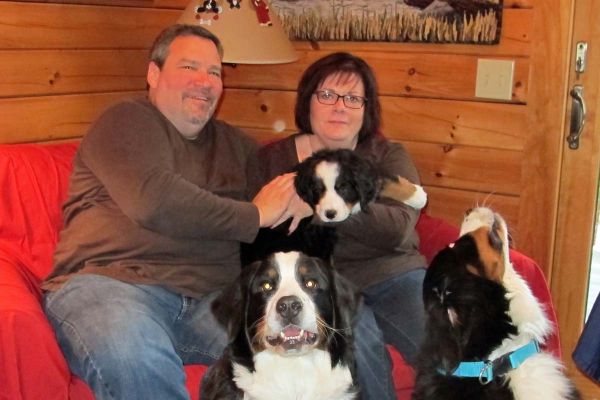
[147,35,223,139]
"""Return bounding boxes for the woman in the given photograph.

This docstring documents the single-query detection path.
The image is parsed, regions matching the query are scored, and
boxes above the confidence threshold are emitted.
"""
[249,52,427,399]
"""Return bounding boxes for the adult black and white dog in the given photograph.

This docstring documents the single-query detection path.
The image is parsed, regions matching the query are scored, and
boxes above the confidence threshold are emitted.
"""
[413,207,580,400]
[202,251,361,400]
[241,148,427,265]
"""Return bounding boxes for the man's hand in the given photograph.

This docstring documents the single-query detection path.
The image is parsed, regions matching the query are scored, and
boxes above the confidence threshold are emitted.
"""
[253,173,295,227]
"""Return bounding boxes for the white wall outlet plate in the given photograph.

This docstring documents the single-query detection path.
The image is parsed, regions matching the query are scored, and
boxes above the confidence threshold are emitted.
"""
[475,59,515,101]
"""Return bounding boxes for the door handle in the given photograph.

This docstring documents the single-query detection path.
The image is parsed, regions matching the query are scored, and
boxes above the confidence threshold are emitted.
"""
[567,85,586,150]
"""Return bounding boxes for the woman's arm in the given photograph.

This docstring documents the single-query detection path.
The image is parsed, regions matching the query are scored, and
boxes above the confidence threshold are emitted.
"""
[336,141,422,251]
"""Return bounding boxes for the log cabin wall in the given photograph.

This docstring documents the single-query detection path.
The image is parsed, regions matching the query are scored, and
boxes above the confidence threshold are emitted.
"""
[0,0,554,273]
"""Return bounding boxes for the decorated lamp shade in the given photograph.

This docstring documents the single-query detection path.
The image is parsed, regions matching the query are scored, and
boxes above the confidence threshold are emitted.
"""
[178,0,298,64]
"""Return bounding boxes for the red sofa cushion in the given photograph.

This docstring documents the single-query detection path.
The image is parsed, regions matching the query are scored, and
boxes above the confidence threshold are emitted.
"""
[0,142,560,400]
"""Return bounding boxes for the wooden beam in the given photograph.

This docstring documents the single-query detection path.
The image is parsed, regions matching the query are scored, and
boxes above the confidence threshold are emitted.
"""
[217,89,528,150]
[224,50,530,103]
[0,2,179,49]
[0,91,143,143]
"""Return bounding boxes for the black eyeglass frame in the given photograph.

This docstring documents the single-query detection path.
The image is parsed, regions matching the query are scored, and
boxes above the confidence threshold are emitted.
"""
[313,90,367,109]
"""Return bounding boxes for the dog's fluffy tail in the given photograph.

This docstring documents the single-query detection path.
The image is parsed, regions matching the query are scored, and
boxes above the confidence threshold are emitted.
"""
[379,176,428,210]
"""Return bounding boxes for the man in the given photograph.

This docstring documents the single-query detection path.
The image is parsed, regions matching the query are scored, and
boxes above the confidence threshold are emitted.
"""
[42,24,394,399]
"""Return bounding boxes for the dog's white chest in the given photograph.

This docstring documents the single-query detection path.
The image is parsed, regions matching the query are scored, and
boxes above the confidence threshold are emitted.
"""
[232,350,355,400]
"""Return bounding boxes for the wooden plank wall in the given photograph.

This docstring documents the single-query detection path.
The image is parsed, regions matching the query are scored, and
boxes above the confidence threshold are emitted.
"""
[0,0,532,249]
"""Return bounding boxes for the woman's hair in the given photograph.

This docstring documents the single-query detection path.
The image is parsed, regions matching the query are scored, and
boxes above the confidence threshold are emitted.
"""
[149,24,223,69]
[295,52,381,143]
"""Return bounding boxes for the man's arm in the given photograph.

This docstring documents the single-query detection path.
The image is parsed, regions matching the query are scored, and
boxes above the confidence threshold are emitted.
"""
[78,101,289,242]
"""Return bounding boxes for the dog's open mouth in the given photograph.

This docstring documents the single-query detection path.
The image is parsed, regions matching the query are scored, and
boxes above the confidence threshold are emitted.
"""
[266,324,318,351]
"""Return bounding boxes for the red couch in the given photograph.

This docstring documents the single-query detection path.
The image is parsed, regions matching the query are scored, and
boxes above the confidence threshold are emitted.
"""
[0,142,561,400]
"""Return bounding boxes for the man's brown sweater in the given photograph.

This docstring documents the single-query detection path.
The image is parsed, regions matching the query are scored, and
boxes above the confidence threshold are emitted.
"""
[43,97,260,299]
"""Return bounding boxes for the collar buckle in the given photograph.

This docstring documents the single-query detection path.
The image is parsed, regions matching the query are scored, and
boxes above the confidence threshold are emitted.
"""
[478,361,493,385]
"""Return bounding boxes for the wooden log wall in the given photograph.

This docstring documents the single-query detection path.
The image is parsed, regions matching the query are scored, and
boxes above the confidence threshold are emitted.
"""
[0,0,547,268]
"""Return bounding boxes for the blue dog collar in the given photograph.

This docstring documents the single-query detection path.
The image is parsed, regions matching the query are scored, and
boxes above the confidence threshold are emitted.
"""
[438,340,540,384]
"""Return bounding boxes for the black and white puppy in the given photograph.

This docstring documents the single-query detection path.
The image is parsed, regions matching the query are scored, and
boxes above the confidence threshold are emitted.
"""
[241,149,427,265]
[413,207,580,400]
[202,251,360,400]
[294,148,427,222]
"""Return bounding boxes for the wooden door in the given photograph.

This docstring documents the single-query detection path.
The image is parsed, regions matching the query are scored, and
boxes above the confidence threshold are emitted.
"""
[552,0,600,398]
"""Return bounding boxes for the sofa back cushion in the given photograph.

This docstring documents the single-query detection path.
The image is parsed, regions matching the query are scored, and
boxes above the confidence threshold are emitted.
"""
[0,143,78,281]
[0,142,449,283]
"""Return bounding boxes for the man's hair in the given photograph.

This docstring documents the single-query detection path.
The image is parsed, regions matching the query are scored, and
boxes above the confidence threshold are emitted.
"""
[149,24,224,68]
[294,52,381,144]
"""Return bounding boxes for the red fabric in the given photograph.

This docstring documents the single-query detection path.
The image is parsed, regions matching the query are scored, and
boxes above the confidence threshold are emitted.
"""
[0,142,560,400]
[416,212,460,264]
[507,250,562,358]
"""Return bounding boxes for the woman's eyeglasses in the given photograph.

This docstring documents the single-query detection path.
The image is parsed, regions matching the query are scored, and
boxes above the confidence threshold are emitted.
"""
[314,90,367,109]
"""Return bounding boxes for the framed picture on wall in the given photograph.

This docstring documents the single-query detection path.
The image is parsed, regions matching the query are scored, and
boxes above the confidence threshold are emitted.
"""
[269,0,503,44]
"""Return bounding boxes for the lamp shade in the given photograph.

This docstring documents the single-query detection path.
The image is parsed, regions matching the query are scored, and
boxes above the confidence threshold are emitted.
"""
[178,1,298,64]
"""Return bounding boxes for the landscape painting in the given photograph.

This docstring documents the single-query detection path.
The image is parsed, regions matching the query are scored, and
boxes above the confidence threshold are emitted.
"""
[269,0,503,44]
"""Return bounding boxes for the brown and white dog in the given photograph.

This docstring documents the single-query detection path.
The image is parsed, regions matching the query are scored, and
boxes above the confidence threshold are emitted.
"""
[202,251,360,400]
[241,148,427,265]
[413,207,580,400]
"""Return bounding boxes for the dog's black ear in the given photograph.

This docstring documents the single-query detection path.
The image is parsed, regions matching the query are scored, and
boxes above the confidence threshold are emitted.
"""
[329,269,362,372]
[294,158,318,207]
[212,262,261,372]
[211,263,257,338]
[332,271,361,332]
[353,158,380,211]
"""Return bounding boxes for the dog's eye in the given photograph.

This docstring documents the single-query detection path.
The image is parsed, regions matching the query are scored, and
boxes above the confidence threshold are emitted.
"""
[260,282,274,292]
[304,279,318,290]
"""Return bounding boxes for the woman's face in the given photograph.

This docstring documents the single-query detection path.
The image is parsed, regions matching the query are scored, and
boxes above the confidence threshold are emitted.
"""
[309,73,366,149]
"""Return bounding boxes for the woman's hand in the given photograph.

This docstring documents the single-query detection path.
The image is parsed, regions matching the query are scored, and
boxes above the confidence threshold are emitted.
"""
[272,191,313,234]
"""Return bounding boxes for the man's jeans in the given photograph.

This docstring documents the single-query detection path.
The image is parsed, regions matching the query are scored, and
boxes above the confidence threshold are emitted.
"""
[44,274,396,400]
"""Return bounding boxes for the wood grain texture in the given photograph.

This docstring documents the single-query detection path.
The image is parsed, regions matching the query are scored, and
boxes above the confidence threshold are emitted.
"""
[0,91,143,143]
[0,2,179,49]
[550,0,600,397]
[0,50,148,97]
[405,142,522,195]
[516,0,572,276]
[424,185,520,235]
[27,0,186,7]
[224,50,530,102]
[16,0,530,8]
[0,47,530,103]
[217,89,528,150]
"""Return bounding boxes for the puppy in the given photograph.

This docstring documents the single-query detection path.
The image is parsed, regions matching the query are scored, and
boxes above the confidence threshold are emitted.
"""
[241,149,427,265]
[413,207,580,400]
[294,148,427,223]
[202,251,360,400]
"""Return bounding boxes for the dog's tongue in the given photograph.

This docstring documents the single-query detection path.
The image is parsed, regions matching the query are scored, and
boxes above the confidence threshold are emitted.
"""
[282,325,302,338]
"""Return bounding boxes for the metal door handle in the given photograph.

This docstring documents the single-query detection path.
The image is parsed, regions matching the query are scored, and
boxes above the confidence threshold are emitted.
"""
[567,85,586,149]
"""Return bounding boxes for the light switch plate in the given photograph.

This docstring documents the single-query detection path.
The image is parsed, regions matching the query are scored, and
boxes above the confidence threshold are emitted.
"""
[475,59,515,100]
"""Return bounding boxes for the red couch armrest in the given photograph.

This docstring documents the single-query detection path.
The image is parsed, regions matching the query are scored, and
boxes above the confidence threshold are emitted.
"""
[509,249,562,358]
[0,250,73,400]
[416,212,460,264]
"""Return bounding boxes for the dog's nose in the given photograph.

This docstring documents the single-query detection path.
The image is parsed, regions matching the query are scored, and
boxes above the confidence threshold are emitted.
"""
[324,209,337,220]
[276,296,303,319]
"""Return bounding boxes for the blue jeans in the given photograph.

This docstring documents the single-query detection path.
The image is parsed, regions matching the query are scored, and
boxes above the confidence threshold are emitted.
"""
[44,274,394,400]
[44,274,227,400]
[363,268,426,366]
[353,302,396,400]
